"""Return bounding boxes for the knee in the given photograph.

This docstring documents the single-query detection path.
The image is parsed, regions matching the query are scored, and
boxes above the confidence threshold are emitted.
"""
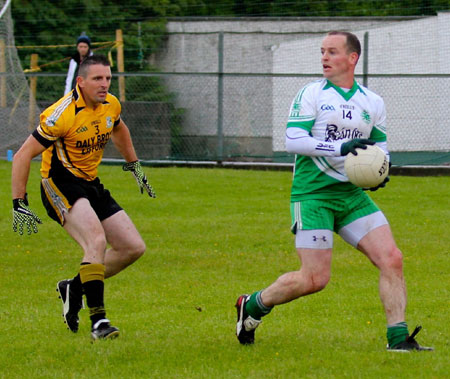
[283,269,330,297]
[381,247,403,272]
[307,271,330,293]
[129,239,146,261]
[90,233,107,253]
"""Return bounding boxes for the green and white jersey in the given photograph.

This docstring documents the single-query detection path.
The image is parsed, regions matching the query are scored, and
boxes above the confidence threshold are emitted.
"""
[286,79,387,201]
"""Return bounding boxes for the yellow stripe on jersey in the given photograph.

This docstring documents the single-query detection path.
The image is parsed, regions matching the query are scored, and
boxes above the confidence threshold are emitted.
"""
[41,178,71,224]
[37,85,121,181]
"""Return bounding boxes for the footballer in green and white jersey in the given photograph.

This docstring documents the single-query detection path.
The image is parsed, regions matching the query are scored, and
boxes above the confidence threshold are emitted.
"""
[285,78,389,201]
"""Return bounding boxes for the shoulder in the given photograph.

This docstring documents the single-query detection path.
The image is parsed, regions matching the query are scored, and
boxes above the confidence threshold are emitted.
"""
[42,94,74,122]
[67,59,77,72]
[304,79,327,94]
[41,92,74,127]
[71,52,81,64]
[106,92,119,103]
[38,94,75,137]
[357,82,384,104]
[293,79,325,102]
[105,92,120,108]
[103,93,121,117]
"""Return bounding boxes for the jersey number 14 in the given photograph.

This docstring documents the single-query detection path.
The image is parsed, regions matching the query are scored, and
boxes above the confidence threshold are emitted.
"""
[342,110,352,120]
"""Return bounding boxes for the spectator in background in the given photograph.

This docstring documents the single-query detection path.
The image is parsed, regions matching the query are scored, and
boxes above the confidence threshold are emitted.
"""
[64,33,93,95]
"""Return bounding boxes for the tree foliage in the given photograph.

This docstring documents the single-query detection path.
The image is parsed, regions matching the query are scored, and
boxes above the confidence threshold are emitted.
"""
[11,0,450,72]
[12,0,194,71]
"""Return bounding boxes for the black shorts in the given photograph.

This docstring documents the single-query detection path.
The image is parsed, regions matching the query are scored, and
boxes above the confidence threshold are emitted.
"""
[40,175,122,225]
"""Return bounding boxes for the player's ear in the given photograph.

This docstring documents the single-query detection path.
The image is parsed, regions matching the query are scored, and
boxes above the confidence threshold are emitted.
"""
[76,75,84,88]
[349,52,359,65]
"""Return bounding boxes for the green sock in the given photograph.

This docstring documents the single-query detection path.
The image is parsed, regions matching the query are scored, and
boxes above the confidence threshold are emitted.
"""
[387,322,409,347]
[245,290,273,320]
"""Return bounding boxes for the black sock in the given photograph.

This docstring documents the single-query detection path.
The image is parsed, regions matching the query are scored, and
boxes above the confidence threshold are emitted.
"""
[82,280,106,325]
[79,263,107,327]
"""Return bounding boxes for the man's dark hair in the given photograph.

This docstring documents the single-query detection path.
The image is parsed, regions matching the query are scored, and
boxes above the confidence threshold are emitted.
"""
[78,55,110,77]
[327,31,361,57]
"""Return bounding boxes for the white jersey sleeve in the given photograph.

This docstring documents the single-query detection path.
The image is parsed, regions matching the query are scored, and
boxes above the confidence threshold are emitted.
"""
[286,127,343,156]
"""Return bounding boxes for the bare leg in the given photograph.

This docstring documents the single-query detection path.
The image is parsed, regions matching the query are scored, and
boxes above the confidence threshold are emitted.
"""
[63,198,107,263]
[358,224,406,325]
[62,198,109,331]
[63,203,145,277]
[261,248,332,307]
[102,210,146,278]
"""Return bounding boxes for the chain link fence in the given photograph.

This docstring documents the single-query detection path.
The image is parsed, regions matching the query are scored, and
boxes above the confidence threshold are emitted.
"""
[21,71,450,167]
[11,16,450,167]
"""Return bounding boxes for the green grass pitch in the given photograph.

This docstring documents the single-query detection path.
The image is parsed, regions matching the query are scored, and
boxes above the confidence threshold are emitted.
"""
[0,161,448,378]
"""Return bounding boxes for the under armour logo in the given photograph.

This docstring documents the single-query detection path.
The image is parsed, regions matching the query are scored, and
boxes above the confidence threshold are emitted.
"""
[312,235,327,242]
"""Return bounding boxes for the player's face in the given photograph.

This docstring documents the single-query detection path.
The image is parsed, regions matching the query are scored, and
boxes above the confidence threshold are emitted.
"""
[77,42,90,58]
[321,35,357,87]
[77,64,112,108]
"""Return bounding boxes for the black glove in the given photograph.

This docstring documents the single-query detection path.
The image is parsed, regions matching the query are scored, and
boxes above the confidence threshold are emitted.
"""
[123,160,156,198]
[363,162,392,191]
[363,176,390,192]
[12,195,42,235]
[341,139,375,156]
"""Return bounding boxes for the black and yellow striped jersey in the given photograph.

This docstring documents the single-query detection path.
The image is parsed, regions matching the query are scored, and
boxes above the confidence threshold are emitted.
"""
[33,85,121,181]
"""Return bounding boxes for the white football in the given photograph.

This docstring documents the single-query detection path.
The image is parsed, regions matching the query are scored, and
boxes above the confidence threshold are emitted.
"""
[344,145,389,188]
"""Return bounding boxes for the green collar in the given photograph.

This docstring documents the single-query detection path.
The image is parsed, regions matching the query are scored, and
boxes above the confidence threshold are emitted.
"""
[323,80,365,101]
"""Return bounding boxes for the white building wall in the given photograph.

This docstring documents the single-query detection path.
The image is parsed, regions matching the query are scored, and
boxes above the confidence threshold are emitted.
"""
[155,16,449,154]
[272,13,450,152]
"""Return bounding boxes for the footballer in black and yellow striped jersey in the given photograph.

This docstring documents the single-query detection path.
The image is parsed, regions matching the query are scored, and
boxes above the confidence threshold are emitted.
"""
[12,55,154,340]
[33,84,121,181]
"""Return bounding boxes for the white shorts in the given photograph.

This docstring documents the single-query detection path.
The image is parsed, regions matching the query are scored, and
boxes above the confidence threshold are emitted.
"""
[295,211,388,249]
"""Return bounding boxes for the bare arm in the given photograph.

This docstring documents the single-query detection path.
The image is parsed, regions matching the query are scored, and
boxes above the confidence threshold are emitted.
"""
[11,135,47,199]
[111,119,139,162]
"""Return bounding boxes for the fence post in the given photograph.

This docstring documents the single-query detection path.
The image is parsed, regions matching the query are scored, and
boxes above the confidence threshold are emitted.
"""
[0,38,5,108]
[116,29,126,102]
[217,31,224,162]
[363,32,369,88]
[28,53,38,130]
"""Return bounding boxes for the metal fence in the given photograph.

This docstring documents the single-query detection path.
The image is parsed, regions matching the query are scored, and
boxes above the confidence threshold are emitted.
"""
[24,71,450,167]
[5,15,450,167]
